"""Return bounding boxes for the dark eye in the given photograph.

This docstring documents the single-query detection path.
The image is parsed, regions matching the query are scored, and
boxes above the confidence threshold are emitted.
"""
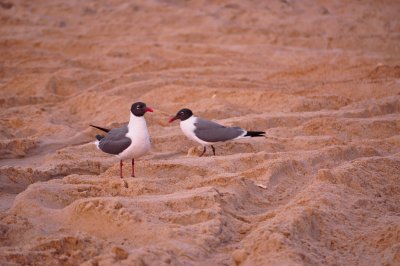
[137,105,142,109]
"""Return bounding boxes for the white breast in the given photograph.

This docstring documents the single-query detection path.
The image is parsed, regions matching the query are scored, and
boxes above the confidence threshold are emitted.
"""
[180,116,212,146]
[117,114,151,160]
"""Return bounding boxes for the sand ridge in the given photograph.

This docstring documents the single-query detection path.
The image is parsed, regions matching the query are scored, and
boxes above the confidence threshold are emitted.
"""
[1,0,400,265]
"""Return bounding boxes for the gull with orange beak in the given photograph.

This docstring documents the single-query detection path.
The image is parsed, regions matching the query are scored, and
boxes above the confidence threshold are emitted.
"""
[91,102,153,178]
[169,108,265,156]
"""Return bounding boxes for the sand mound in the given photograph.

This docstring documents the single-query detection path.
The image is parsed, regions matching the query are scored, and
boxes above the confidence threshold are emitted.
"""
[1,0,399,265]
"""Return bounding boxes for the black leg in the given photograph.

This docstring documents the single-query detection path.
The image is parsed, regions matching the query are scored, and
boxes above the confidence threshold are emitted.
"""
[199,146,206,157]
[131,158,135,177]
[120,160,123,178]
[211,145,216,156]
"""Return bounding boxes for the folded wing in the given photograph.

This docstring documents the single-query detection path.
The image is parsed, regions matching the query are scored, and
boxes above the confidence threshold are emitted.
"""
[97,126,131,155]
[194,118,245,142]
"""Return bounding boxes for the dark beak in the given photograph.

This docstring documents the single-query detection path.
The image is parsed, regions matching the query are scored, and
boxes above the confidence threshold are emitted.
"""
[145,107,154,113]
[169,116,178,123]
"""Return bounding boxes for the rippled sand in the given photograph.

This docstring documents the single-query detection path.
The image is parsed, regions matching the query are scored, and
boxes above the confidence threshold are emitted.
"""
[1,0,399,265]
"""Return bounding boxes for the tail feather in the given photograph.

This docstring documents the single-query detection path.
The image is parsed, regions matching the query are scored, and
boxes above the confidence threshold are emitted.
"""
[90,124,110,133]
[95,134,104,141]
[244,131,265,137]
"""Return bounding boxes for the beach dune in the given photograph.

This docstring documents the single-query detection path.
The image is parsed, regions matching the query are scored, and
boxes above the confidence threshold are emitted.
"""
[0,0,399,265]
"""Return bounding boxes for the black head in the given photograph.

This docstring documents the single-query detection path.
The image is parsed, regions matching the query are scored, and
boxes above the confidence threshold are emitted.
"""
[131,102,153,117]
[169,108,193,123]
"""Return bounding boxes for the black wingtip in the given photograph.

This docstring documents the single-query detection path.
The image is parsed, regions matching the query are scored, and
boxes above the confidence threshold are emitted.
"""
[245,131,266,137]
[90,124,110,133]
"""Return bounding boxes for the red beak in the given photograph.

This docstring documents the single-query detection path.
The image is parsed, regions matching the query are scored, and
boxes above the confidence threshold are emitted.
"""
[169,116,177,123]
[146,107,154,113]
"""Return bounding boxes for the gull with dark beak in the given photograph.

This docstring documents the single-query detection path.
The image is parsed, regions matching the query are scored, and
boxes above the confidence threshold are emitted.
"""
[91,102,153,179]
[169,108,265,156]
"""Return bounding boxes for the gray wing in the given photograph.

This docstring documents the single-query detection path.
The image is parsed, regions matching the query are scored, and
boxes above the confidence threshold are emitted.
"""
[98,125,131,155]
[194,118,245,143]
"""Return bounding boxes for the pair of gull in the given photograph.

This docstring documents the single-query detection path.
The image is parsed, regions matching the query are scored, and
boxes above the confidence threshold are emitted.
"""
[91,102,265,178]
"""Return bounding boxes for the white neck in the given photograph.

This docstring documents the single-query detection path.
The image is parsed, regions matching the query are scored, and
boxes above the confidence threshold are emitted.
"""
[179,116,211,145]
[117,112,151,160]
[127,113,149,136]
[180,115,197,126]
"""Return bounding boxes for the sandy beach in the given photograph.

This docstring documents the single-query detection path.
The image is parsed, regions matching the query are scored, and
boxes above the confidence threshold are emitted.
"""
[1,0,399,265]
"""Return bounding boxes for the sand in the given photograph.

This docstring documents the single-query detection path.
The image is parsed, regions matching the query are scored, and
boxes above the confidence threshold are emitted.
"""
[1,0,400,265]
